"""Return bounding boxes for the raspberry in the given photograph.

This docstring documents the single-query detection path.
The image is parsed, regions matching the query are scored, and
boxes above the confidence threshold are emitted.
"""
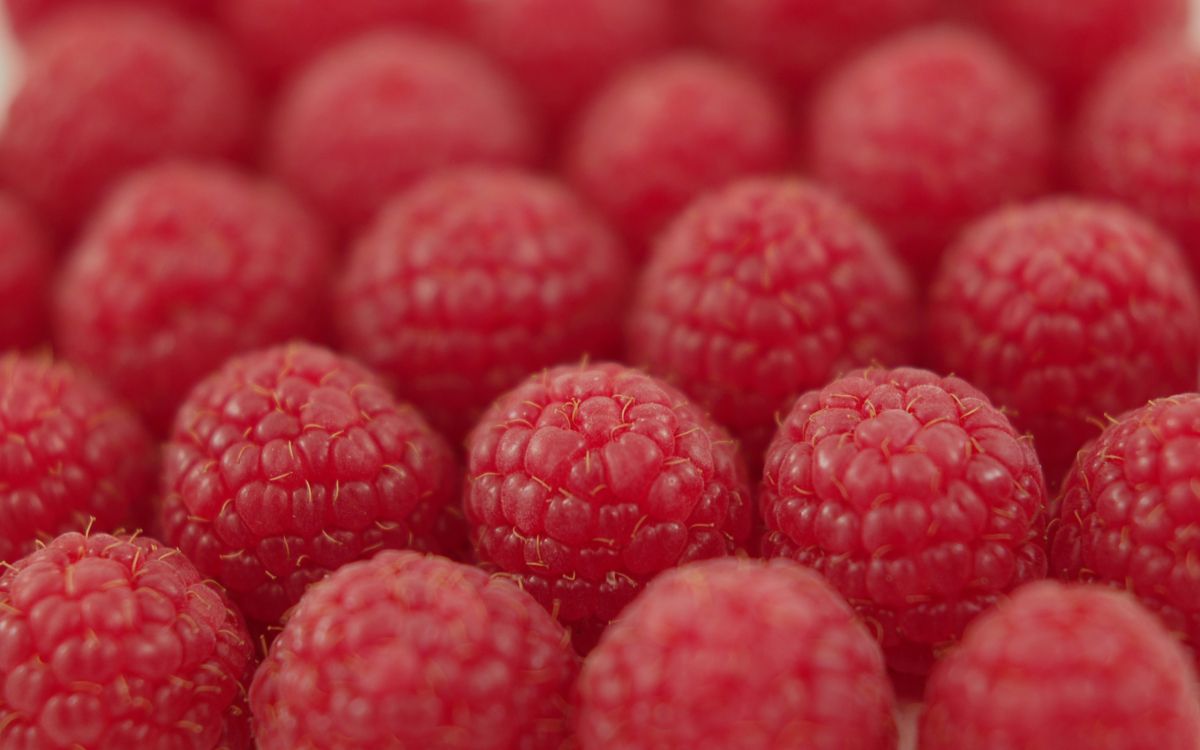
[628,178,918,466]
[0,194,52,351]
[336,168,633,441]
[53,162,335,431]
[250,550,576,750]
[928,198,1200,488]
[159,343,460,627]
[0,531,255,750]
[0,6,255,233]
[810,26,1054,276]
[576,557,897,750]
[564,53,790,257]
[759,366,1049,674]
[4,0,211,35]
[465,362,753,651]
[266,31,539,234]
[919,581,1200,750]
[1072,44,1200,273]
[0,355,154,563]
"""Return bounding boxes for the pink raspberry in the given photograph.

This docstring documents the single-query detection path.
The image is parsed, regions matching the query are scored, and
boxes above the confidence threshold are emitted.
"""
[576,557,898,750]
[266,31,539,234]
[336,168,633,441]
[0,531,255,750]
[1072,44,1200,274]
[564,53,790,257]
[760,367,1049,675]
[810,26,1054,276]
[920,581,1200,750]
[0,355,154,563]
[250,550,577,750]
[0,5,255,233]
[159,343,460,627]
[4,0,212,35]
[465,363,753,651]
[53,162,335,431]
[928,198,1200,488]
[0,194,52,351]
[628,178,918,466]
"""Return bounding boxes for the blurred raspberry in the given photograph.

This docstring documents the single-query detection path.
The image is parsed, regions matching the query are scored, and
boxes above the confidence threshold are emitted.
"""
[0,194,52,351]
[0,532,255,749]
[628,178,917,466]
[928,198,1200,488]
[4,0,212,35]
[920,581,1200,750]
[576,557,897,750]
[53,162,334,431]
[250,550,577,750]
[336,168,633,441]
[760,367,1049,674]
[465,363,753,651]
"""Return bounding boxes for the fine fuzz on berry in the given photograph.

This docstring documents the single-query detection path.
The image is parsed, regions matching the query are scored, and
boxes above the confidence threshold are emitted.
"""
[0,194,52,351]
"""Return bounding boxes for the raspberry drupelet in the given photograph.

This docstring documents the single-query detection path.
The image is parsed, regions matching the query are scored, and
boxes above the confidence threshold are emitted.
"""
[628,178,918,467]
[0,194,53,351]
[0,531,256,750]
[4,0,212,35]
[920,581,1200,750]
[759,367,1049,675]
[576,558,898,750]
[928,198,1200,488]
[250,551,577,750]
[336,168,633,441]
[159,343,460,628]
[464,363,753,652]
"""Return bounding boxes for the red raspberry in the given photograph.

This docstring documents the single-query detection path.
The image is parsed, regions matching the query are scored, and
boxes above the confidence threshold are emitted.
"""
[267,31,539,234]
[564,53,790,257]
[810,26,1054,276]
[760,366,1049,674]
[4,0,211,35]
[576,557,898,750]
[53,162,335,431]
[250,550,577,750]
[0,6,255,233]
[0,531,255,750]
[628,178,918,466]
[336,168,633,441]
[919,581,1200,750]
[0,194,52,351]
[465,363,753,651]
[1072,45,1200,274]
[159,343,460,627]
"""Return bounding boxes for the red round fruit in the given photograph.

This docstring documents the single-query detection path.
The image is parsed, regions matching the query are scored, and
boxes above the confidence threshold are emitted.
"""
[53,161,334,431]
[759,366,1049,675]
[0,194,53,351]
[4,0,211,35]
[336,168,633,441]
[250,550,577,750]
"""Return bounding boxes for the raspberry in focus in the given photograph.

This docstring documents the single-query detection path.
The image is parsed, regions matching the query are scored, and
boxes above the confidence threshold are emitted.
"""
[4,0,212,35]
[159,343,460,627]
[628,178,918,466]
[0,532,255,749]
[0,194,52,351]
[928,198,1200,488]
[53,162,335,431]
[919,581,1200,750]
[250,550,577,750]
[576,557,898,750]
[336,168,633,441]
[759,366,1049,674]
[465,362,753,651]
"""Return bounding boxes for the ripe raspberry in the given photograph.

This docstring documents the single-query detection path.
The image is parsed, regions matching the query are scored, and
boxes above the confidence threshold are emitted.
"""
[0,194,52,351]
[53,162,335,431]
[0,531,255,750]
[628,178,917,466]
[810,26,1054,276]
[928,198,1200,488]
[465,363,753,651]
[267,31,538,234]
[336,168,633,441]
[0,6,255,233]
[250,550,577,750]
[564,53,790,257]
[576,557,897,750]
[159,343,460,627]
[1072,45,1200,273]
[760,366,1049,674]
[919,581,1200,750]
[4,0,210,34]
